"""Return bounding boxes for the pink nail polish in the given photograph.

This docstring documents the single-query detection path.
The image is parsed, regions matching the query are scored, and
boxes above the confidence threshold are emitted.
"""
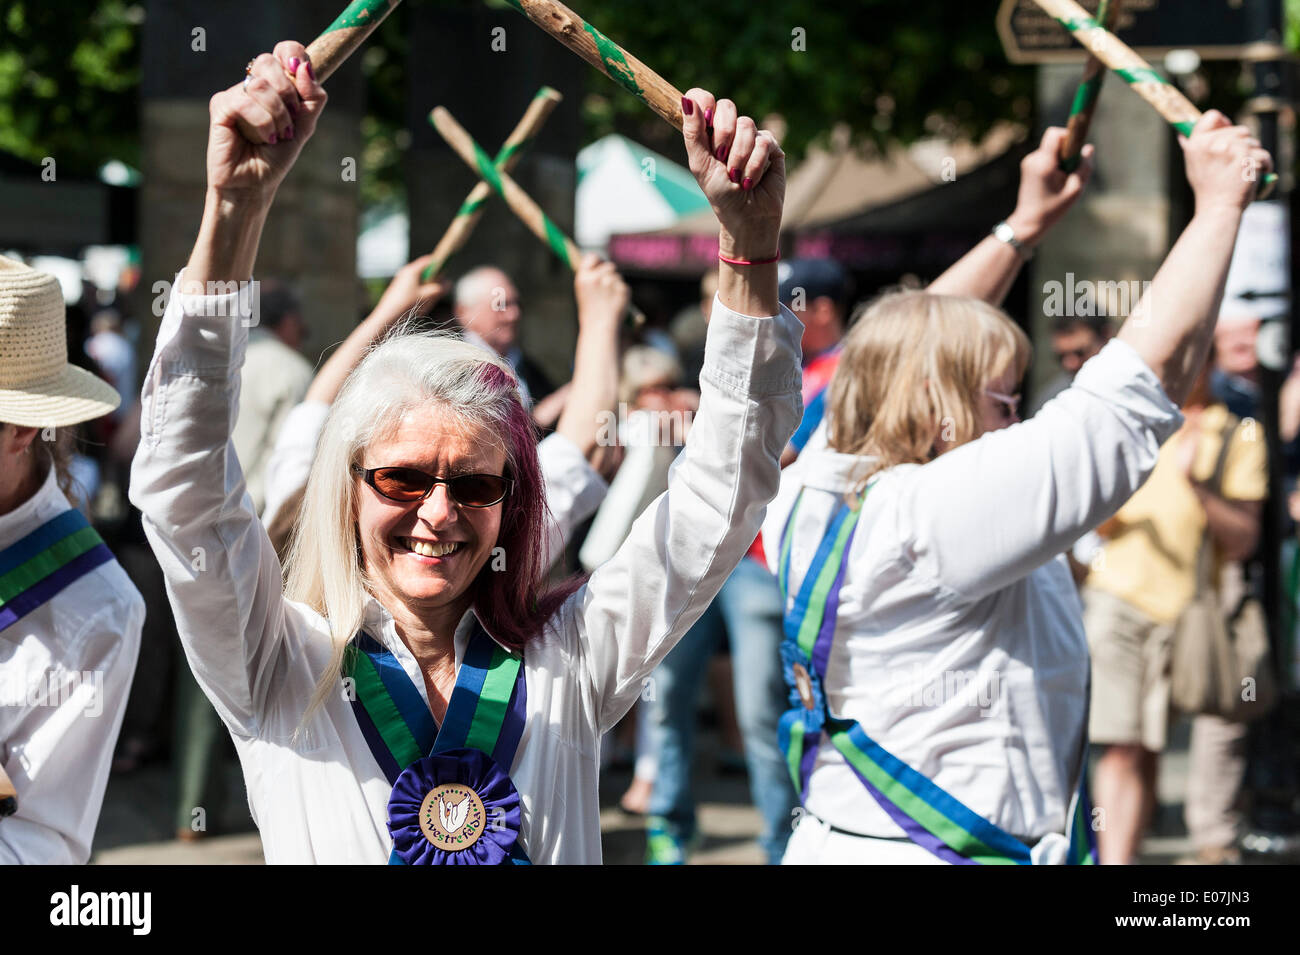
[705,108,713,126]
[729,167,740,183]
[743,176,753,191]
[306,61,315,81]
[284,126,294,140]
[716,144,727,161]
[269,133,278,145]
[288,56,300,76]
[681,96,693,117]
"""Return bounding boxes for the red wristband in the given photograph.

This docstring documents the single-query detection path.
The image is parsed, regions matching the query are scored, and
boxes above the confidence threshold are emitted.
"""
[718,251,781,266]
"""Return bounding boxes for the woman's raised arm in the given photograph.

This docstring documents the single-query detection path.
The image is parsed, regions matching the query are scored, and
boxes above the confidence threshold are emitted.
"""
[184,42,328,288]
[129,42,329,740]
[1117,111,1272,405]
[567,89,802,732]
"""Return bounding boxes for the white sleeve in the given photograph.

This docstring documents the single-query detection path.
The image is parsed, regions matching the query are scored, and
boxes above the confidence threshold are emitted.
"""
[894,338,1183,601]
[0,595,142,864]
[578,442,673,572]
[537,431,608,571]
[128,273,292,738]
[262,399,331,529]
[567,295,803,732]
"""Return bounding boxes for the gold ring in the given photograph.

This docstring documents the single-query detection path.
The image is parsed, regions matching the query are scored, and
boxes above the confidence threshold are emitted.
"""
[245,59,257,75]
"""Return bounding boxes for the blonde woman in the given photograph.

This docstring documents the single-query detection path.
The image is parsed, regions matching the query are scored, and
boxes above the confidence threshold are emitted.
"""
[129,42,799,864]
[768,113,1270,864]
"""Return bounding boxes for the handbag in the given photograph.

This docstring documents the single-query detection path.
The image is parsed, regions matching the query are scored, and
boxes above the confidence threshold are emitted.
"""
[1169,417,1277,721]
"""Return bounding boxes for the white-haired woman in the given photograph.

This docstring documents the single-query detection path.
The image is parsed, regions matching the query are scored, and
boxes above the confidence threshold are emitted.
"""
[129,41,799,864]
[768,113,1270,865]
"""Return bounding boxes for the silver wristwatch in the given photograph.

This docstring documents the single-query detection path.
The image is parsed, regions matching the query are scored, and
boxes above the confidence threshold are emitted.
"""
[992,220,1034,261]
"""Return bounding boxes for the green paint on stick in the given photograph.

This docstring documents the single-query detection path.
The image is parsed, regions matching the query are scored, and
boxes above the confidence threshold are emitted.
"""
[1068,72,1103,118]
[582,22,644,99]
[542,215,574,268]
[325,0,394,32]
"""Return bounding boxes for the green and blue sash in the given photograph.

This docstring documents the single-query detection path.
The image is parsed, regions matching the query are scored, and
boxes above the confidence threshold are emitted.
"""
[777,488,1098,865]
[0,509,114,633]
[344,622,530,864]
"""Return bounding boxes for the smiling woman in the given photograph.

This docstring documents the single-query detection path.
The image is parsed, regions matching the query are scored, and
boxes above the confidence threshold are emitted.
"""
[128,40,801,865]
[287,331,580,724]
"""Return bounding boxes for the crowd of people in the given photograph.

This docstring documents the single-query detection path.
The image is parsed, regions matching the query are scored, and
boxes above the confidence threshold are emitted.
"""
[1,37,1295,866]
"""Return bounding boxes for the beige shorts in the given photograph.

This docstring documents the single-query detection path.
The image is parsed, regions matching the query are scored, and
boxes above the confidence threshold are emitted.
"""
[1082,586,1175,752]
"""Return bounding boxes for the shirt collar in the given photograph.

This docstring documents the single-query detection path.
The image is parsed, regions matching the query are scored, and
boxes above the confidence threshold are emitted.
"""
[0,460,69,550]
[360,592,512,663]
[788,446,881,495]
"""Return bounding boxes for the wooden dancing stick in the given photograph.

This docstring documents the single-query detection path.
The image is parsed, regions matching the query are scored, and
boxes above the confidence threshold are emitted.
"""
[1058,0,1121,171]
[305,0,403,83]
[1030,0,1277,197]
[430,105,645,325]
[500,0,686,131]
[432,106,580,267]
[421,87,564,283]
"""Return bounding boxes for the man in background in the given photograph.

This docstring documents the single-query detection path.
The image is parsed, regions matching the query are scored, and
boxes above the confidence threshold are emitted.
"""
[232,279,314,517]
[453,266,555,412]
[1031,313,1113,415]
[778,258,851,465]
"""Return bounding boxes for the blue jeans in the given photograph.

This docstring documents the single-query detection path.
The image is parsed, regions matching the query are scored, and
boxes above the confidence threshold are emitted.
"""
[648,557,797,863]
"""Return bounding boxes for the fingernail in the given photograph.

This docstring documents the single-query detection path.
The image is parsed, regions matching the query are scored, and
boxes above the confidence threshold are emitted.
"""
[716,144,727,161]
[743,176,753,191]
[306,60,315,81]
[284,125,294,140]
[269,133,278,145]
[288,56,300,76]
[729,167,740,183]
[705,108,713,126]
[680,96,693,117]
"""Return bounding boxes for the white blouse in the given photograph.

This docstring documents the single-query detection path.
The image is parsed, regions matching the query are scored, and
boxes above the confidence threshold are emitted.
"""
[0,466,144,863]
[129,276,802,864]
[762,339,1182,853]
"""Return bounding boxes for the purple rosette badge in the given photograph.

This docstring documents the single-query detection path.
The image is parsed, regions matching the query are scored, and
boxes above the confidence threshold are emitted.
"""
[387,747,522,865]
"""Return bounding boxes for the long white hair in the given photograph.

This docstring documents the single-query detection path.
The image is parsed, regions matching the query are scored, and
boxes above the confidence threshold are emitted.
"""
[284,324,564,723]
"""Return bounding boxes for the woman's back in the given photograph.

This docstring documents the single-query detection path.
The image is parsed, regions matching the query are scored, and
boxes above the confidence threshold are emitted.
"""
[765,338,1181,847]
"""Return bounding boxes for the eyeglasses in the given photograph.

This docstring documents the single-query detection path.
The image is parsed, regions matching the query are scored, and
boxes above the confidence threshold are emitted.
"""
[984,388,1021,420]
[351,465,513,507]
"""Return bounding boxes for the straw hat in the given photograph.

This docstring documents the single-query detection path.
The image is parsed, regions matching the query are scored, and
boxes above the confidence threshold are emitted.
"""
[0,254,120,427]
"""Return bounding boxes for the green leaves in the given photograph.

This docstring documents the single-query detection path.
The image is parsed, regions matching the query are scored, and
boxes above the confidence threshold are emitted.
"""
[0,1,140,175]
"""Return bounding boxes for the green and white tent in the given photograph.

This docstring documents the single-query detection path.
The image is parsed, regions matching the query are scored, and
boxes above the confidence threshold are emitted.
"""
[576,134,711,251]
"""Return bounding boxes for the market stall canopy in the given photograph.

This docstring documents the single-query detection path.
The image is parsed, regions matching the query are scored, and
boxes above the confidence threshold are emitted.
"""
[576,134,712,250]
[357,204,410,280]
[610,123,1028,275]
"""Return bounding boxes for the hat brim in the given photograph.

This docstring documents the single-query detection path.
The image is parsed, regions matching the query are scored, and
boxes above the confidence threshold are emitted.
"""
[0,364,122,428]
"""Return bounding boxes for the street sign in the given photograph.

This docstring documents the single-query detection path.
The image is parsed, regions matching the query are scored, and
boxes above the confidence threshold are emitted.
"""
[997,0,1287,64]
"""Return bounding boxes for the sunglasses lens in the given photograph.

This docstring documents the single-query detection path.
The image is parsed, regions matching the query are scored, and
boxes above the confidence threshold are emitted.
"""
[372,467,433,502]
[450,475,508,507]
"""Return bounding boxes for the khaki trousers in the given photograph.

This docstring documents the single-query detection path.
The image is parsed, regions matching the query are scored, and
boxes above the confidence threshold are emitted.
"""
[1185,713,1248,851]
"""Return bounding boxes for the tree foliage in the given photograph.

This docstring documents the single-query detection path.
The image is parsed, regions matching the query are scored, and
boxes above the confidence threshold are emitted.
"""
[572,0,1034,158]
[357,0,1035,207]
[0,1,141,175]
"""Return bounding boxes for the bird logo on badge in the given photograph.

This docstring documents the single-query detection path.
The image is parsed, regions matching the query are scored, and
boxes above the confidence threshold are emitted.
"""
[419,783,486,851]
